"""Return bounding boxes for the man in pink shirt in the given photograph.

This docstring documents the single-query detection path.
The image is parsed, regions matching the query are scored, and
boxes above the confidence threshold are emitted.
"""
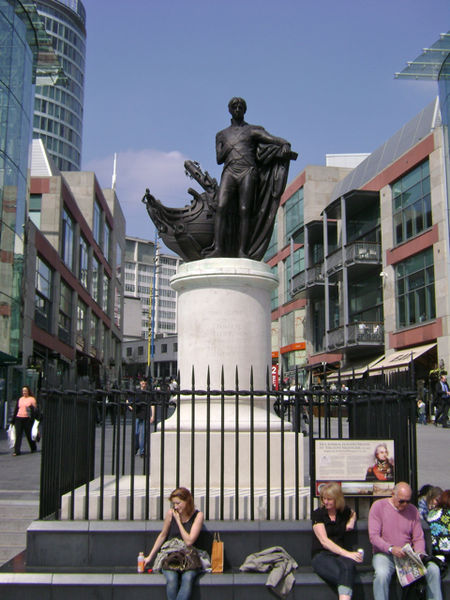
[368,482,442,600]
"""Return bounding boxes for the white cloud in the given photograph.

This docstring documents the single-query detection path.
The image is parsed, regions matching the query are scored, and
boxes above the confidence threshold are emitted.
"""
[84,148,202,239]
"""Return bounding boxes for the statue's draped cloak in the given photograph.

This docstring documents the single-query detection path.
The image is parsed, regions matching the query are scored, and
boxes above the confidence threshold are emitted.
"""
[247,143,292,260]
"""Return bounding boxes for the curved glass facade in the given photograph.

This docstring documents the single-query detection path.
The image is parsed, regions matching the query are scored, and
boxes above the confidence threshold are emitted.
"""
[0,0,35,363]
[33,0,86,171]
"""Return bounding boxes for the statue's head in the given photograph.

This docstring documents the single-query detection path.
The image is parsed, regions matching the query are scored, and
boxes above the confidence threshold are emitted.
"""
[228,97,247,117]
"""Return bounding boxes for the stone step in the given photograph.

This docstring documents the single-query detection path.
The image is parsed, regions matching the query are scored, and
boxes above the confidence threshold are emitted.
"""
[0,520,35,534]
[0,570,375,600]
[26,519,374,570]
[0,533,26,547]
[0,548,21,564]
[0,570,449,600]
[0,495,38,566]
[0,506,39,519]
[60,479,311,520]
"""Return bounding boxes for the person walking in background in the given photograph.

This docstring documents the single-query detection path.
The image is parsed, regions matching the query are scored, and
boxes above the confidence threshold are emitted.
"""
[133,380,155,457]
[369,482,442,600]
[417,396,427,425]
[10,386,38,456]
[311,482,363,600]
[434,374,450,427]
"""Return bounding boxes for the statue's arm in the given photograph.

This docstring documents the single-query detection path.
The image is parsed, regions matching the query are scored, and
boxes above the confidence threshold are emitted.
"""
[253,125,290,148]
[216,131,227,165]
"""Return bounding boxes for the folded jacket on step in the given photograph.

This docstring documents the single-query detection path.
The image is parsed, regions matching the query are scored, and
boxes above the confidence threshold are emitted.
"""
[239,546,298,598]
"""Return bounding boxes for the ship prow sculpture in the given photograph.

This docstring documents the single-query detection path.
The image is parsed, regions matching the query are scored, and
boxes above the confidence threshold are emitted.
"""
[143,160,218,262]
[143,97,297,262]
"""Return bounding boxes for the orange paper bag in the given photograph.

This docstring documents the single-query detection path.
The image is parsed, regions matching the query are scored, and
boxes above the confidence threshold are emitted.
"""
[211,532,224,573]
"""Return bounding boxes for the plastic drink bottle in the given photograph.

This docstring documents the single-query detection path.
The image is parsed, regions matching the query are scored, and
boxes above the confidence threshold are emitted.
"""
[358,548,364,560]
[137,552,145,573]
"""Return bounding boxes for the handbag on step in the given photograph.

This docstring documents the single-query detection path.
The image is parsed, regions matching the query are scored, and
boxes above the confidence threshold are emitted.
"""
[211,532,224,573]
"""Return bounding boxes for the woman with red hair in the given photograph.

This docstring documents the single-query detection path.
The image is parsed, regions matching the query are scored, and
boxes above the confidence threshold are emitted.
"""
[144,487,207,599]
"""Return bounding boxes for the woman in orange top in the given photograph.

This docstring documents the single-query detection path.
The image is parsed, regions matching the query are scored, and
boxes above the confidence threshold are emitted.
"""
[11,386,38,456]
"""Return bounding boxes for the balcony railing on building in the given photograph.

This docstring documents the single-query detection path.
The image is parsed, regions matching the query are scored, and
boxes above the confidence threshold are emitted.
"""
[292,264,325,295]
[345,242,381,266]
[347,322,384,345]
[327,326,345,350]
[326,249,343,274]
[327,322,384,351]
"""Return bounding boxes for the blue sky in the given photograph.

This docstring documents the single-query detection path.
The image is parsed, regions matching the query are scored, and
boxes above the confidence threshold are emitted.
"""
[81,0,448,240]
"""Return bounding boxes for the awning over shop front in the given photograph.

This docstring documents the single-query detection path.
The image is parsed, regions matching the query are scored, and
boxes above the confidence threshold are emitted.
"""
[369,343,436,373]
[328,355,384,382]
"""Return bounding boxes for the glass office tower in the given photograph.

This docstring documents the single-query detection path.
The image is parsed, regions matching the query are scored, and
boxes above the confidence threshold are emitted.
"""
[33,0,86,171]
[0,0,34,368]
[0,0,62,421]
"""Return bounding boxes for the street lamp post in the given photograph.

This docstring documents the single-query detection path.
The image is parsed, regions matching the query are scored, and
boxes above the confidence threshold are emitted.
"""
[147,231,158,385]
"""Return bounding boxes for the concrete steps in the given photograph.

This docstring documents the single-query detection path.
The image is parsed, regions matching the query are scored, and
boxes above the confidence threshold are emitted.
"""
[0,491,39,566]
[0,569,378,599]
[0,519,449,599]
[60,478,311,520]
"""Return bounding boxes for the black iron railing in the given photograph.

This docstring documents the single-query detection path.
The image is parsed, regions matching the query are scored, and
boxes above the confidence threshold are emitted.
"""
[38,368,417,521]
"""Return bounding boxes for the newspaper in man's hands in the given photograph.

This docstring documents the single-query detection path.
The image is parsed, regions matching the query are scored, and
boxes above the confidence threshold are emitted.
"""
[393,543,427,587]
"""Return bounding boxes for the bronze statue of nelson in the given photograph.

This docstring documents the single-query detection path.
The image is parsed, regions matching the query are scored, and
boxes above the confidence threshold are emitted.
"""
[143,98,297,262]
[207,97,297,258]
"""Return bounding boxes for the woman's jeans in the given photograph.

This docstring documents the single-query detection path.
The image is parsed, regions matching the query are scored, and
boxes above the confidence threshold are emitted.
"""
[312,550,355,597]
[162,568,199,600]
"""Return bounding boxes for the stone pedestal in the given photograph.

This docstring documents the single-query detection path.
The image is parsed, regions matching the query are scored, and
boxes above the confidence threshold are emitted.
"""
[149,430,303,492]
[171,258,277,390]
[167,258,281,431]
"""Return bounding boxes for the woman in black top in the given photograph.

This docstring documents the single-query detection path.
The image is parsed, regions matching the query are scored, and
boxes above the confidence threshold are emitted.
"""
[312,482,362,600]
[144,487,204,600]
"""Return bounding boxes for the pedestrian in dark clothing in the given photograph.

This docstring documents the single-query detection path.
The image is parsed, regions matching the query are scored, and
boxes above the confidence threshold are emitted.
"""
[435,375,450,427]
[129,380,155,457]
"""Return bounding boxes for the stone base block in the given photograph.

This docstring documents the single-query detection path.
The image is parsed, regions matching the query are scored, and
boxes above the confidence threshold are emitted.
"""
[60,479,310,521]
[150,431,303,488]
